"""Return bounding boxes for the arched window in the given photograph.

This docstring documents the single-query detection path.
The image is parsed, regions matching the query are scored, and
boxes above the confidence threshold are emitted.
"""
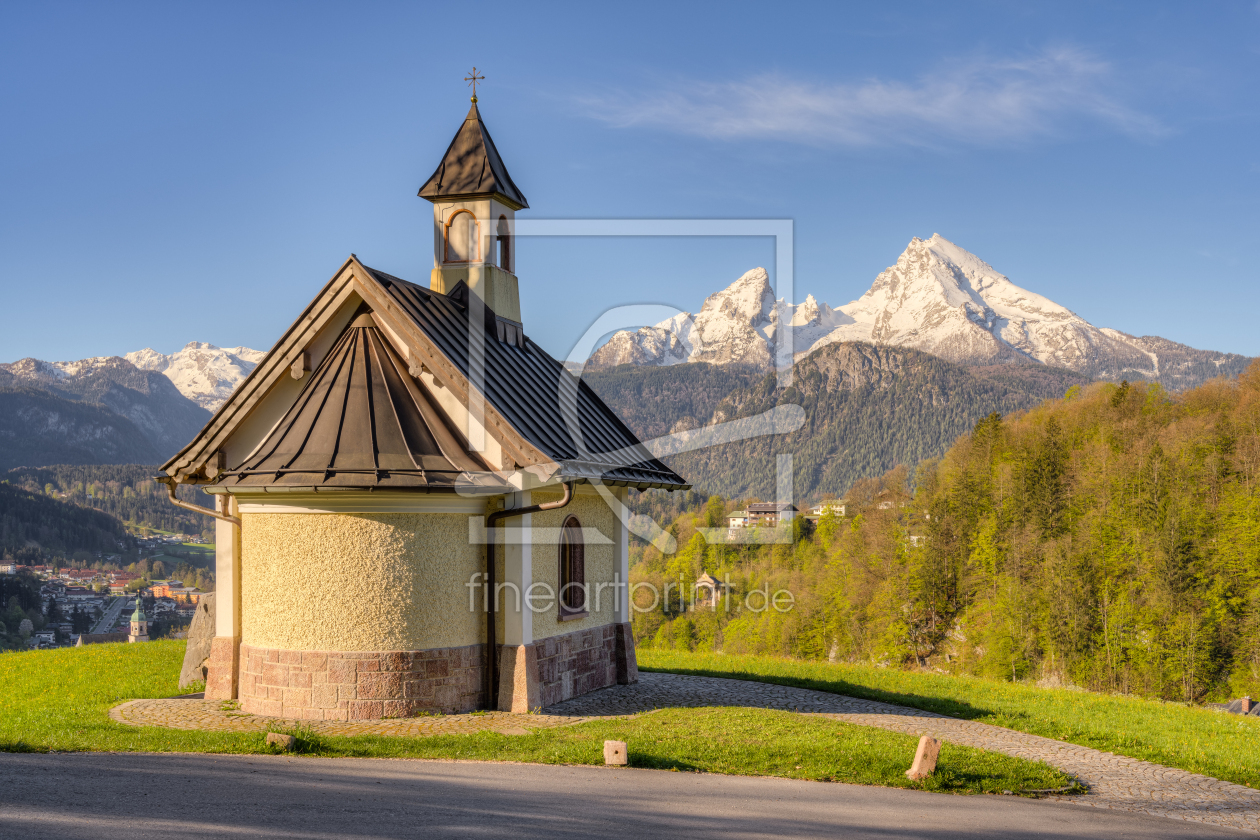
[559,515,586,617]
[444,210,479,263]
[496,215,511,273]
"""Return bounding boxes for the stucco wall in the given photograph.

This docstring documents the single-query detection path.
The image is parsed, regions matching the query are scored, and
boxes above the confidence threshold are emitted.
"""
[530,490,618,641]
[240,512,481,651]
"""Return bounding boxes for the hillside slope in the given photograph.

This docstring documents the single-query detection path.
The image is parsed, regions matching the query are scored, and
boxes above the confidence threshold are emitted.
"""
[583,342,1091,500]
[0,356,210,469]
[6,465,214,538]
[0,388,161,472]
[0,481,133,556]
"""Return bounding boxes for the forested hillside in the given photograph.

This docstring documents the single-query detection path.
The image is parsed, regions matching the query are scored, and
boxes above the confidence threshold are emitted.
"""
[0,387,161,471]
[4,465,214,538]
[0,482,133,557]
[589,342,1091,504]
[632,362,1260,702]
[0,355,210,470]
[581,362,766,440]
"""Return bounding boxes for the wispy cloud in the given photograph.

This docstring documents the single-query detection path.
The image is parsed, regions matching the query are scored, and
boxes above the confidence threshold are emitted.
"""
[583,48,1163,148]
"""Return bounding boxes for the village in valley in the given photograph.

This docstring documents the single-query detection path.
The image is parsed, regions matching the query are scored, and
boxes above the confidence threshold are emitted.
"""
[2,534,208,650]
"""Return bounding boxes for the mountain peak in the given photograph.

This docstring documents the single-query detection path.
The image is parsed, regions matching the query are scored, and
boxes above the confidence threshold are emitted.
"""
[586,233,1251,389]
[125,343,265,411]
[700,267,774,327]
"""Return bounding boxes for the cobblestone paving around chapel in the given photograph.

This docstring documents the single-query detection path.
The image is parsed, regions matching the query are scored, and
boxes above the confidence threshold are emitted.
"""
[114,671,1260,834]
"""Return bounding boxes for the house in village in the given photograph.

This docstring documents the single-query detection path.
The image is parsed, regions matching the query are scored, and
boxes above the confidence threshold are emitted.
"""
[158,97,688,722]
[808,500,846,518]
[747,502,798,527]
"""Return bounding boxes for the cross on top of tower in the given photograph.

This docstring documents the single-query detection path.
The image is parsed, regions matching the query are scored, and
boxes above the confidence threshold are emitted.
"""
[464,67,484,103]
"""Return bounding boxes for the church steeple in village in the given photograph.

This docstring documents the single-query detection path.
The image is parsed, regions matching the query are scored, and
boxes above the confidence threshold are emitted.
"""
[128,596,149,643]
[419,92,528,338]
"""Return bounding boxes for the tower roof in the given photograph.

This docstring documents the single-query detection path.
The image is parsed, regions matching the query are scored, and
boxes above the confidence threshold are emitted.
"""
[418,102,529,210]
[217,308,494,489]
[130,597,146,622]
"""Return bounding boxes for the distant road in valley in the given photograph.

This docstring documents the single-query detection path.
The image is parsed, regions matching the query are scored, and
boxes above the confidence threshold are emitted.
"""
[88,596,124,634]
[0,753,1246,839]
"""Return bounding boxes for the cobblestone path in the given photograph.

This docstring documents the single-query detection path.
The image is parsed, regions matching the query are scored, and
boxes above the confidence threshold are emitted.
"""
[114,672,1260,834]
[549,673,1260,834]
[109,698,596,738]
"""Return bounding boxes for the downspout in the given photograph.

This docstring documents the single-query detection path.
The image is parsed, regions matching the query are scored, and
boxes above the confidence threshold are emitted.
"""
[484,481,573,710]
[156,475,241,527]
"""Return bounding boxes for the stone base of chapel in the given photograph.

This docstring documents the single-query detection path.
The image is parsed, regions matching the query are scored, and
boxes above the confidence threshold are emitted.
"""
[498,622,638,713]
[204,636,240,701]
[237,643,482,721]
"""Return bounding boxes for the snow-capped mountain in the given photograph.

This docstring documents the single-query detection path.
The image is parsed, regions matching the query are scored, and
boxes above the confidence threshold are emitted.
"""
[0,354,211,466]
[590,268,850,370]
[588,235,1252,389]
[126,342,265,411]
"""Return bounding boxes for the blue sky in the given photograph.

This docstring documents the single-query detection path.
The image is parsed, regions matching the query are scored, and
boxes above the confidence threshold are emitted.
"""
[2,1,1258,364]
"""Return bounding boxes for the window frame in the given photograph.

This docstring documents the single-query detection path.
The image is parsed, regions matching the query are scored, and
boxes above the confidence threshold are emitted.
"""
[558,514,587,620]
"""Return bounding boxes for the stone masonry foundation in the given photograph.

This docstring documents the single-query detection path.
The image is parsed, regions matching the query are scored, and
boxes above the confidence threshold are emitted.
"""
[536,623,617,708]
[204,636,240,701]
[238,643,482,721]
[498,622,638,712]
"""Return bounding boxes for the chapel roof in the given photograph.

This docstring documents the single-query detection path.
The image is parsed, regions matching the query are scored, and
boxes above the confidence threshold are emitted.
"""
[217,308,495,490]
[418,102,529,210]
[364,267,687,490]
[166,260,688,493]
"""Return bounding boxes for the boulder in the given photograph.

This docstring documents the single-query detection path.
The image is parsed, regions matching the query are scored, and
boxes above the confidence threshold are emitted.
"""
[179,592,216,689]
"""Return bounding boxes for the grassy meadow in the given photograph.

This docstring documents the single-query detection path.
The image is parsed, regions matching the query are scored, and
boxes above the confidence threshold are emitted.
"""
[640,649,1260,789]
[0,641,1070,794]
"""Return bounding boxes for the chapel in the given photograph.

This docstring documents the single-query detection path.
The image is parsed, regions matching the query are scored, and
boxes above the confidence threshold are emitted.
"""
[159,96,688,721]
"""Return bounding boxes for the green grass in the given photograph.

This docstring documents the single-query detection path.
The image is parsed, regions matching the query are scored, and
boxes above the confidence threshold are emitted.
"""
[0,642,1070,795]
[639,650,1260,789]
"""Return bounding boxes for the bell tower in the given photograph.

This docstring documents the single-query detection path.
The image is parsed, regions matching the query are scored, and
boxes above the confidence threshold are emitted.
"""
[419,92,529,335]
[128,596,149,643]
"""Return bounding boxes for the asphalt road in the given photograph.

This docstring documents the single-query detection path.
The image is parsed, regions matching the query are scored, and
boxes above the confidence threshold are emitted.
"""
[0,753,1249,839]
[89,596,125,634]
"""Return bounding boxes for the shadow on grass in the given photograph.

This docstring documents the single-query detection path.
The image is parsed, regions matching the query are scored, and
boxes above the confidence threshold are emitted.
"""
[639,664,1000,722]
[0,741,44,753]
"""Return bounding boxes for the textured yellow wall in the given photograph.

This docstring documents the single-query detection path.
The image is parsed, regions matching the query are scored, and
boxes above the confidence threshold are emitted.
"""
[241,512,482,651]
[530,490,618,641]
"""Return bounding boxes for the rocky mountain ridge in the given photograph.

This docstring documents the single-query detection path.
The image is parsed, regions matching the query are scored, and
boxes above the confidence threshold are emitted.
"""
[0,354,211,471]
[589,235,1252,391]
[126,342,265,411]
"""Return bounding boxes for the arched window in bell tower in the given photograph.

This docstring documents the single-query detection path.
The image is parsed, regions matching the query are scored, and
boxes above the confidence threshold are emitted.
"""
[496,215,511,273]
[444,210,479,263]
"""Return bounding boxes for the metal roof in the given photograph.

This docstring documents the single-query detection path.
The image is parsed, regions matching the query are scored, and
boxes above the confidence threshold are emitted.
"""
[418,102,529,210]
[367,267,689,491]
[218,310,496,490]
